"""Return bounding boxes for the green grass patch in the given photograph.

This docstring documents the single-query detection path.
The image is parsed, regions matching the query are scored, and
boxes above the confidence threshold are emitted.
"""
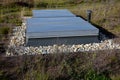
[0,27,10,35]
[111,75,120,80]
[0,13,22,26]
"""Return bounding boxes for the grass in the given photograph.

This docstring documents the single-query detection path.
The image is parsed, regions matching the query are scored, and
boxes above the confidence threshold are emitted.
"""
[111,75,120,80]
[71,1,120,36]
[111,25,120,35]
[0,27,10,35]
[0,27,10,41]
[1,50,120,80]
[0,13,22,26]
[1,51,117,80]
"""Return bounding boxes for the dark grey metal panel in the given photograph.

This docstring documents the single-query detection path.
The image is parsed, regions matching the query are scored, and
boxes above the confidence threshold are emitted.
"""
[26,20,99,38]
[26,30,99,38]
[26,17,86,25]
[32,9,76,18]
[26,36,99,46]
[27,21,98,33]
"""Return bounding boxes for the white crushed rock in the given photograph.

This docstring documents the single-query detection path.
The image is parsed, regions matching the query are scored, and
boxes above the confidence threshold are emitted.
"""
[6,20,120,56]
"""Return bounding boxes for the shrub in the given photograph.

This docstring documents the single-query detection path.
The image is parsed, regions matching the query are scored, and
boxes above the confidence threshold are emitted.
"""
[84,69,111,80]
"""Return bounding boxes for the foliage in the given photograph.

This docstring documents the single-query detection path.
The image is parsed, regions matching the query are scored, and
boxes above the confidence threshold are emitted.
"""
[71,1,120,36]
[1,51,119,80]
[0,27,10,35]
[111,75,120,80]
[25,70,49,80]
[0,13,22,26]
[0,7,20,14]
[84,69,110,80]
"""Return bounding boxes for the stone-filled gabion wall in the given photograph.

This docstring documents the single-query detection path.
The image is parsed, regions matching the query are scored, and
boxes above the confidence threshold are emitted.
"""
[6,17,120,56]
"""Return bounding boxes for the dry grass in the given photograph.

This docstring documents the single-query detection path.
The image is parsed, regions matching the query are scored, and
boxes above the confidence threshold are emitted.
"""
[0,50,120,80]
[71,1,120,37]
